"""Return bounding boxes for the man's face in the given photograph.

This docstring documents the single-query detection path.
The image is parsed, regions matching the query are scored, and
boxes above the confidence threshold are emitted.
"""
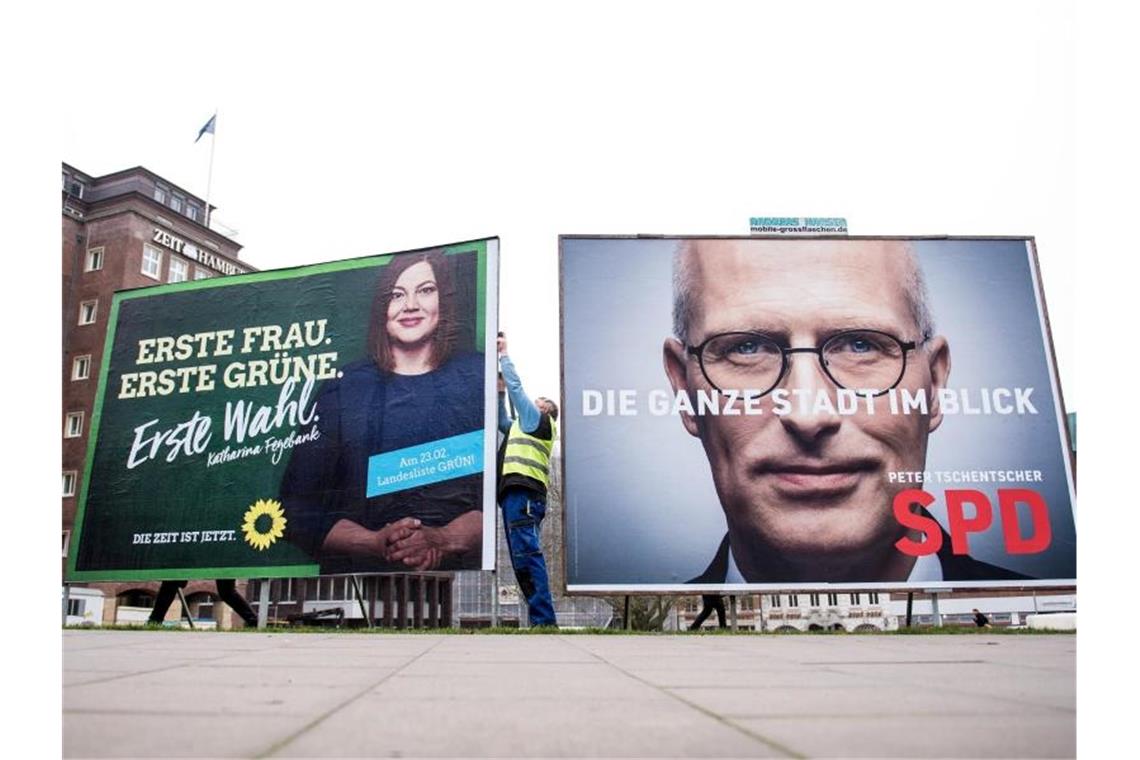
[663,240,950,565]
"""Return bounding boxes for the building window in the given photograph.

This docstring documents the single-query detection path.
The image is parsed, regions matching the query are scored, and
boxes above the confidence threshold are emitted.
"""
[827,593,839,606]
[85,247,104,272]
[868,592,880,605]
[142,244,163,280]
[65,412,84,438]
[72,355,91,381]
[78,300,97,325]
[168,257,188,283]
[189,593,215,620]
[63,471,77,497]
[186,204,200,222]
[315,576,350,601]
[64,173,85,198]
[63,531,72,558]
[809,593,820,607]
[851,593,861,605]
[154,184,168,204]
[171,194,184,213]
[248,579,294,603]
[788,594,799,607]
[194,267,214,280]
[273,579,297,602]
[770,594,781,608]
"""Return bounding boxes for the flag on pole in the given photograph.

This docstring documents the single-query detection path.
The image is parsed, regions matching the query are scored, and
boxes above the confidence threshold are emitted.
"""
[195,113,216,143]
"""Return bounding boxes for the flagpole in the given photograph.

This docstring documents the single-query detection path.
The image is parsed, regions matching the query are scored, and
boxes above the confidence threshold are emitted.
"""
[204,110,217,229]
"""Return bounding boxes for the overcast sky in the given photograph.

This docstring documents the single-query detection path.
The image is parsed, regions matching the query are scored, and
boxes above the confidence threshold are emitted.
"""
[57,1,1084,406]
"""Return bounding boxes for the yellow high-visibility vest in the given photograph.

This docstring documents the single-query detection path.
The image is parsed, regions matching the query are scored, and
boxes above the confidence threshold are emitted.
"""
[501,418,557,487]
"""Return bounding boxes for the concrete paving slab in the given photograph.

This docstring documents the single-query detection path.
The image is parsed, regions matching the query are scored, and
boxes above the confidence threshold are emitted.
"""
[64,711,302,759]
[65,673,400,718]
[66,638,266,656]
[382,662,674,701]
[415,638,600,663]
[65,671,128,688]
[623,666,870,690]
[669,682,1050,719]
[141,663,400,688]
[818,662,1076,711]
[273,692,787,758]
[63,652,203,672]
[735,714,1077,758]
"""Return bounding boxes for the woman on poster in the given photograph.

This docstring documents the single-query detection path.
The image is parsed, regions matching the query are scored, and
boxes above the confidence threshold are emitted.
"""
[280,249,484,573]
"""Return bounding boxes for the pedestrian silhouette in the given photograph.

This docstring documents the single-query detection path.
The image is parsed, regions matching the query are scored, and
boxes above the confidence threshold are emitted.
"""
[690,594,727,630]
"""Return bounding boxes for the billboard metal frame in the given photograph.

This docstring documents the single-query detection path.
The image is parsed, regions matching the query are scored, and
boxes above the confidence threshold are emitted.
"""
[67,238,499,582]
[557,234,1076,595]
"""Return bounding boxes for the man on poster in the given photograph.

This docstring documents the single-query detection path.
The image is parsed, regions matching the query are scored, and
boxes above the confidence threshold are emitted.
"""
[663,238,1027,583]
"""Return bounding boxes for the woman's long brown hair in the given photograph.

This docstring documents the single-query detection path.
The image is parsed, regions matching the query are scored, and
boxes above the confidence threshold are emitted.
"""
[367,249,458,373]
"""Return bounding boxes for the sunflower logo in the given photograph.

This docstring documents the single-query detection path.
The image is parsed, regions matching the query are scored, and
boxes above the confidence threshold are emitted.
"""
[241,499,287,551]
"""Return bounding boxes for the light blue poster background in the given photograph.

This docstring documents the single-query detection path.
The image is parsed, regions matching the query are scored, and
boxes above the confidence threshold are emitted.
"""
[561,237,1076,587]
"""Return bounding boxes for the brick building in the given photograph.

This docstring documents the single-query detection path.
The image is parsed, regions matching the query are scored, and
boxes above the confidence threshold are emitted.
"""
[61,162,254,627]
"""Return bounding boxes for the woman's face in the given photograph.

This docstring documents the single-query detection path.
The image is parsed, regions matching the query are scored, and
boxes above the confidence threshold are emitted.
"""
[386,260,440,346]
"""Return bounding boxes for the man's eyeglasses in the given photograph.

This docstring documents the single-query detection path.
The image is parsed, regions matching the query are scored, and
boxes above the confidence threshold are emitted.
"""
[686,329,919,398]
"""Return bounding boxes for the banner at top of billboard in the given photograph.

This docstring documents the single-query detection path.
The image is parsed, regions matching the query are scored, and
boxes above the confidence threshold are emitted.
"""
[749,217,848,235]
[67,239,499,581]
[560,236,1075,592]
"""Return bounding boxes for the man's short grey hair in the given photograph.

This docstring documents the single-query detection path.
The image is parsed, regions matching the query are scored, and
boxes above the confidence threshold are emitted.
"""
[672,239,936,346]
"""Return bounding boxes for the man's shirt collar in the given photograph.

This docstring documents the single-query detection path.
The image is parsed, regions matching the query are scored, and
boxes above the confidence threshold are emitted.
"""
[725,543,942,584]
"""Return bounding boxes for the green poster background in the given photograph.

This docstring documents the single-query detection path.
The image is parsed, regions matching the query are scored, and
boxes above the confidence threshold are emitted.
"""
[67,240,489,581]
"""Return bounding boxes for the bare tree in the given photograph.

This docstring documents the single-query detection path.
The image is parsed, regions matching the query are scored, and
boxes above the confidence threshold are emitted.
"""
[605,595,675,631]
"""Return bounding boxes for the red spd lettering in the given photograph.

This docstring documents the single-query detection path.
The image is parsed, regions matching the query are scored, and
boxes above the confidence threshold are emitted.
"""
[893,489,942,556]
[999,489,1052,554]
[947,490,992,555]
[893,488,1053,556]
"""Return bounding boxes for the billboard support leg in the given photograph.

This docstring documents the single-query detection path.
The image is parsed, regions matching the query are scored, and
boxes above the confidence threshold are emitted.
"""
[730,596,738,631]
[176,587,195,629]
[623,596,630,630]
[256,579,269,629]
[931,593,942,627]
[350,575,372,628]
[905,593,914,627]
[491,570,499,628]
[62,584,71,627]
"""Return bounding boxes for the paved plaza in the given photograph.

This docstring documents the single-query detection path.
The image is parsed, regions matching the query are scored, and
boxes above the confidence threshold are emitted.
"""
[63,630,1075,758]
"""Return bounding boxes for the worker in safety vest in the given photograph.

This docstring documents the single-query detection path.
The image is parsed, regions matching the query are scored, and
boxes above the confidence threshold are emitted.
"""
[496,333,558,627]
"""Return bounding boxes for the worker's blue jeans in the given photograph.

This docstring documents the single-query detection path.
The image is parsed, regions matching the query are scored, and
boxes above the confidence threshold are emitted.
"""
[500,489,557,627]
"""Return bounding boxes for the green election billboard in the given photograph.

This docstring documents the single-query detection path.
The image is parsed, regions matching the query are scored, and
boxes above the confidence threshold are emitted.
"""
[67,239,499,581]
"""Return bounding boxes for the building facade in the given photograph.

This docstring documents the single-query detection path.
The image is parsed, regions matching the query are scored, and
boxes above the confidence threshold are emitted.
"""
[62,162,253,627]
[675,587,1077,632]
